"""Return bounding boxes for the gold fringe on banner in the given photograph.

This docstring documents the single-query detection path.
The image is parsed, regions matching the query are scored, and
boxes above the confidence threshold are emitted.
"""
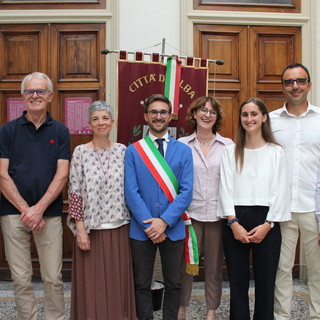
[186,263,199,276]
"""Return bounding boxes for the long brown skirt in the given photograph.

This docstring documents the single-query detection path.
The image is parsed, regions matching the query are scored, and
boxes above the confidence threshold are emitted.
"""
[70,224,137,320]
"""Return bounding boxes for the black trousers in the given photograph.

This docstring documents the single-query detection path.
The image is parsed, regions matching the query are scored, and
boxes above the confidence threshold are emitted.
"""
[131,238,184,320]
[223,206,281,320]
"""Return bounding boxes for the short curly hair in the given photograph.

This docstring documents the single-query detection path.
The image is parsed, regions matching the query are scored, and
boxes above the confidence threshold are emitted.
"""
[186,96,223,134]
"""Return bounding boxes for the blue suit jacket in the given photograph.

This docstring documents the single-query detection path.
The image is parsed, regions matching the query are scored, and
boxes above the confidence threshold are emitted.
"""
[125,136,194,241]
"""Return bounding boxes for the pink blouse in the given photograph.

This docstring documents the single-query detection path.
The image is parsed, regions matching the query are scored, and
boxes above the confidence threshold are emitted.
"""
[178,132,233,222]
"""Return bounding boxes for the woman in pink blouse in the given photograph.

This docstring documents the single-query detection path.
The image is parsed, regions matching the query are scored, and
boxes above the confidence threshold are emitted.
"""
[178,96,233,320]
[67,101,136,320]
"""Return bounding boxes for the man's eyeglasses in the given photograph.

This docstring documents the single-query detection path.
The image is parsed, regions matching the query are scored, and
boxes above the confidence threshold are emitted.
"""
[283,78,308,87]
[23,89,51,97]
[199,107,217,117]
[147,110,170,118]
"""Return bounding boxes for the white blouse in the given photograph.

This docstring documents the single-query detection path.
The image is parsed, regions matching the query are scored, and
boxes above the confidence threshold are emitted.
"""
[217,143,291,222]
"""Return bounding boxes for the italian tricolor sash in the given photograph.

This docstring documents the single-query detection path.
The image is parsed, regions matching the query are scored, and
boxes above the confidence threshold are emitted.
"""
[133,136,199,275]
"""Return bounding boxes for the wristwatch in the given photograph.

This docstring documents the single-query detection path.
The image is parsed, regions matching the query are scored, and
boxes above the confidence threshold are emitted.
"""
[227,218,239,227]
[265,220,274,228]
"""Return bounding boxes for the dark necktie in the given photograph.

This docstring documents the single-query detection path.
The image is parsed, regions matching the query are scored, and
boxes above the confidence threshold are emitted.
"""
[155,138,165,157]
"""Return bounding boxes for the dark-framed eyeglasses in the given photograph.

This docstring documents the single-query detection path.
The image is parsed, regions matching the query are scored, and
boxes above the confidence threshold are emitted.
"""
[147,110,170,118]
[199,107,217,117]
[23,89,51,97]
[283,78,308,87]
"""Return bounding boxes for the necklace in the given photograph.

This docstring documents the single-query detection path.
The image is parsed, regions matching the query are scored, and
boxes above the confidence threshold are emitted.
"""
[92,140,111,184]
[197,135,214,146]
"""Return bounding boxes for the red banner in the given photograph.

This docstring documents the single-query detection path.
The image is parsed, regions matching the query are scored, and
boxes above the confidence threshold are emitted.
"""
[117,59,208,145]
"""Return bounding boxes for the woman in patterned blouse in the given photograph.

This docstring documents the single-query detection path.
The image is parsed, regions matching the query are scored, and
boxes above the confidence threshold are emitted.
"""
[67,101,136,320]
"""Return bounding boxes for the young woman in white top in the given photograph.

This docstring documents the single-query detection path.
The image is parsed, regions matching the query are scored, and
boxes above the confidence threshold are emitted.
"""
[217,97,290,320]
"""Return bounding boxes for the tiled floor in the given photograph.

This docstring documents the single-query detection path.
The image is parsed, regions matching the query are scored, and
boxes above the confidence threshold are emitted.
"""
[0,280,310,319]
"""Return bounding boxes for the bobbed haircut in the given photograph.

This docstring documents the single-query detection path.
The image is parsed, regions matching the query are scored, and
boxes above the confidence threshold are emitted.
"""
[87,100,114,121]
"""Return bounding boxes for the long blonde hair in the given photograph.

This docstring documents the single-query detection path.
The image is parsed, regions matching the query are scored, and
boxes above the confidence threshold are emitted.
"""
[235,97,279,171]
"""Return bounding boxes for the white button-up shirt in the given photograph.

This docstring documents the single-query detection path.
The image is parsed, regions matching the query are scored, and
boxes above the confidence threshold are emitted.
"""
[148,132,169,156]
[270,102,320,214]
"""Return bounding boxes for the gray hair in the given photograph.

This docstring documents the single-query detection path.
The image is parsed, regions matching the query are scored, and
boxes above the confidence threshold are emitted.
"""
[88,100,114,121]
[21,72,53,93]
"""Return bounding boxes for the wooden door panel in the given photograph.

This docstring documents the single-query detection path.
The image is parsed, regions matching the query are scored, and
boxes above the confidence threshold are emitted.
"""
[58,33,98,80]
[50,23,105,122]
[257,37,292,81]
[194,24,248,84]
[206,34,239,81]
[250,25,301,94]
[51,23,105,82]
[0,24,49,82]
[209,89,240,140]
[257,91,287,112]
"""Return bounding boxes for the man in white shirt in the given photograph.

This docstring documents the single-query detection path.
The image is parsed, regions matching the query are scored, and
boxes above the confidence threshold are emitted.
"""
[270,63,320,320]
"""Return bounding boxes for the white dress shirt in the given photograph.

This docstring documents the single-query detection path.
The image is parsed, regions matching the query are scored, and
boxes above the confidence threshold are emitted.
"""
[270,102,320,213]
[148,132,169,156]
[217,143,290,222]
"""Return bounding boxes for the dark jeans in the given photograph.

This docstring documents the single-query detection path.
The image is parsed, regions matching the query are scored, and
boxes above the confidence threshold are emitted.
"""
[131,238,184,320]
[223,206,281,320]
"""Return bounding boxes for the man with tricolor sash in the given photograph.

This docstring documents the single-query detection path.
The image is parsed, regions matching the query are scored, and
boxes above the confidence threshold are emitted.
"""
[124,94,194,320]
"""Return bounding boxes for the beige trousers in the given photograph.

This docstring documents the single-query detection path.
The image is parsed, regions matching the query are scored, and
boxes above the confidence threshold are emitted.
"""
[1,215,65,320]
[274,211,320,320]
[180,219,224,310]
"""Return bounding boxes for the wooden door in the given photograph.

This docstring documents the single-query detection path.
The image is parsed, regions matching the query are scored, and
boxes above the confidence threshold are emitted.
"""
[194,24,302,278]
[0,23,106,280]
[194,24,301,140]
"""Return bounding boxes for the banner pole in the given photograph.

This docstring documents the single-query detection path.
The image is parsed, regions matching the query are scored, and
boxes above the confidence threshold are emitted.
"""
[101,48,224,65]
[161,38,166,64]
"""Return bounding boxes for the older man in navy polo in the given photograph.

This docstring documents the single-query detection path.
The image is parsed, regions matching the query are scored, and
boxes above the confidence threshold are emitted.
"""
[0,72,70,320]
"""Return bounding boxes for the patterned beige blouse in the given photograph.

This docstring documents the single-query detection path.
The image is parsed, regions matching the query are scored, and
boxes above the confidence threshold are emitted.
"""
[67,143,130,235]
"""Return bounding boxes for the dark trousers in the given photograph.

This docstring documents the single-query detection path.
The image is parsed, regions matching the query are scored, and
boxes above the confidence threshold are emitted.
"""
[222,206,281,320]
[131,238,184,320]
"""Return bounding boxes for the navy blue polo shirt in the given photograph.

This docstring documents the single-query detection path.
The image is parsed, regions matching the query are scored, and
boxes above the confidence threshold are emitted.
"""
[0,111,71,216]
